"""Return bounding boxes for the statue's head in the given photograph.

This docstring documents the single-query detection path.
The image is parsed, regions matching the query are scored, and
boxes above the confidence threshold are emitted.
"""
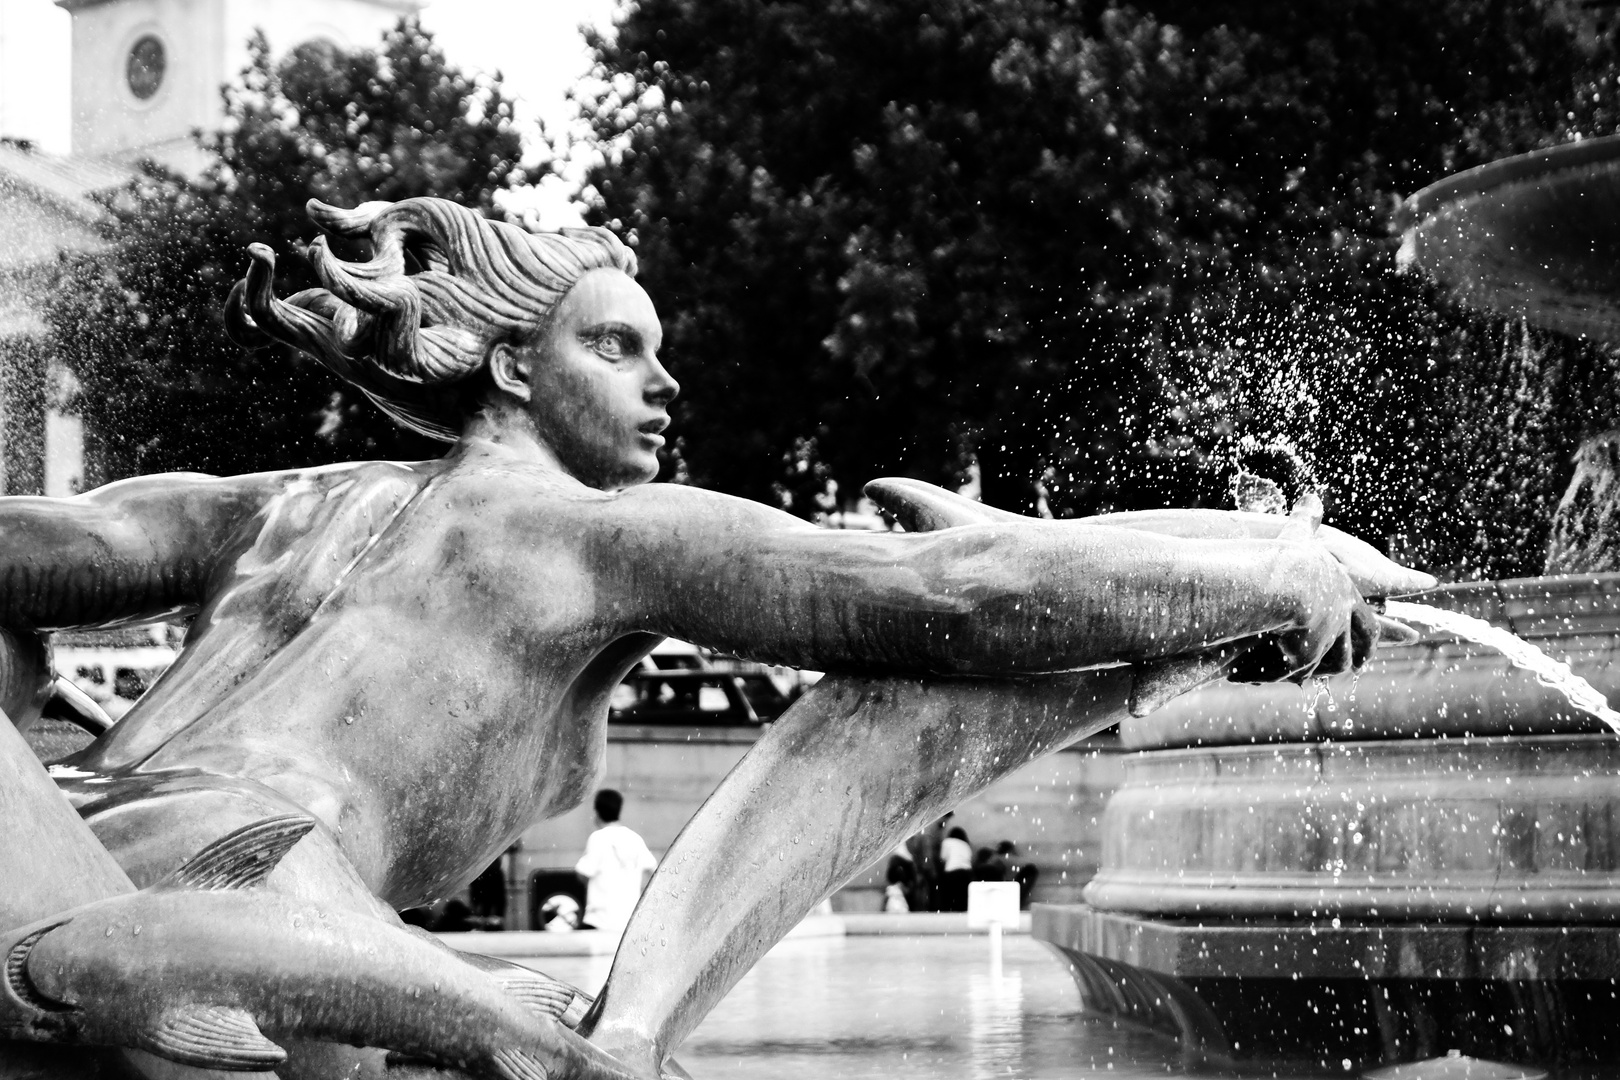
[227,197,678,488]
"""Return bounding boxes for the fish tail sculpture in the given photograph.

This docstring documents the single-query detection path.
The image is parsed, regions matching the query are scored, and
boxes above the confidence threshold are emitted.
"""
[0,814,639,1080]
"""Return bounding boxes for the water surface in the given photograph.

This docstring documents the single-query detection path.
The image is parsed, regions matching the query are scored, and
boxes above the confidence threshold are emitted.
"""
[532,934,1188,1079]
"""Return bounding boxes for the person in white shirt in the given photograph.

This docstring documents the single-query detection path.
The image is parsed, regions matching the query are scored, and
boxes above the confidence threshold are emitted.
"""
[575,789,658,932]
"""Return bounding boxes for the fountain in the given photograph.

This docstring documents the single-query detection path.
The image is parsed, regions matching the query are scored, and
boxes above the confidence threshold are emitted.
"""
[1034,134,1620,1071]
[0,196,1426,1079]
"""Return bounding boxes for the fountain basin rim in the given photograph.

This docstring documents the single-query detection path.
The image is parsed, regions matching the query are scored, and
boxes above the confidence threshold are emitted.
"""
[1082,875,1620,924]
[1119,728,1619,762]
[1034,902,1620,981]
[1397,133,1620,230]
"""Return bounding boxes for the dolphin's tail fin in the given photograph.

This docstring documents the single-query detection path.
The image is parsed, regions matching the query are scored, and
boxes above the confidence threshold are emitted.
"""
[160,814,318,891]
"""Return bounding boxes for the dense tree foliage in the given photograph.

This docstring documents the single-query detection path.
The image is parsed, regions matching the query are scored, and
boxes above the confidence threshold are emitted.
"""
[582,0,1620,577]
[48,21,536,482]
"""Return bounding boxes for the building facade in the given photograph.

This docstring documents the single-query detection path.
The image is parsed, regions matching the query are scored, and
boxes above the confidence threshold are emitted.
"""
[58,0,418,174]
[0,0,419,495]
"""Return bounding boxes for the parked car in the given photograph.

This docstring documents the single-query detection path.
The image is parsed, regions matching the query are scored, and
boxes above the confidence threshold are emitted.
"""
[609,669,792,726]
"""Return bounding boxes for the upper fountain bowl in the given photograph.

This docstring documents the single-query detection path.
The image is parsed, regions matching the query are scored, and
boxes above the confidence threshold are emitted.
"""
[1399,134,1620,344]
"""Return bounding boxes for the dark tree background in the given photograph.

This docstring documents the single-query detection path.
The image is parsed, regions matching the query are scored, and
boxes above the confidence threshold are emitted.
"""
[44,3,1620,579]
[47,20,537,482]
[581,0,1620,578]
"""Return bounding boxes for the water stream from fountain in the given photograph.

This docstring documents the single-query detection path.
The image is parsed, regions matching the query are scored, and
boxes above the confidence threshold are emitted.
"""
[1227,460,1620,734]
[1384,599,1620,733]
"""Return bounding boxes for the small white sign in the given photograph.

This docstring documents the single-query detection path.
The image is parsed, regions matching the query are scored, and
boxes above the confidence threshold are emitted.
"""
[966,880,1020,928]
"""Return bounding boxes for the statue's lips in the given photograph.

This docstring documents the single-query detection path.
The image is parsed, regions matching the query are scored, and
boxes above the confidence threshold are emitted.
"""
[639,418,670,446]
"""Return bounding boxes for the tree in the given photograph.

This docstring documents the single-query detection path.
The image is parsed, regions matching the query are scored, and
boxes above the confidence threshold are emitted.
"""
[48,21,538,482]
[581,0,1616,575]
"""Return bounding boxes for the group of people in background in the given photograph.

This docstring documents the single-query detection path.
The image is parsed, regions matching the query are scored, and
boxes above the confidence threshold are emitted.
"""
[410,800,1030,927]
[883,813,1039,913]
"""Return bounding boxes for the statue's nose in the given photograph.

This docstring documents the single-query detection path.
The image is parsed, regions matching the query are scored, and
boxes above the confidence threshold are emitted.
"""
[647,358,679,405]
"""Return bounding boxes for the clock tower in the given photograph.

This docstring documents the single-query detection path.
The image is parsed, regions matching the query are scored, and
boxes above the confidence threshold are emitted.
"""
[56,0,419,174]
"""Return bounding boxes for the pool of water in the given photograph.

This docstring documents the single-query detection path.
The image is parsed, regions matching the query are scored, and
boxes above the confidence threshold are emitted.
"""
[530,934,1190,1079]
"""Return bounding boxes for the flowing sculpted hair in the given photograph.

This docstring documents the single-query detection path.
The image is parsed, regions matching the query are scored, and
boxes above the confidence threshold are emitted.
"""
[225,197,638,441]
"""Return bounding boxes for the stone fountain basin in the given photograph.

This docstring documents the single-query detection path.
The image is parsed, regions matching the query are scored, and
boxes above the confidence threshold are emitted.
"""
[1398,133,1620,344]
[1083,732,1620,922]
[1035,575,1620,1069]
[1086,573,1620,923]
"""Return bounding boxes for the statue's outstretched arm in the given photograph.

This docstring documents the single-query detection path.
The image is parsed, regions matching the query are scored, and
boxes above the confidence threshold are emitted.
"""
[585,482,1380,680]
[0,472,283,631]
[859,477,1435,600]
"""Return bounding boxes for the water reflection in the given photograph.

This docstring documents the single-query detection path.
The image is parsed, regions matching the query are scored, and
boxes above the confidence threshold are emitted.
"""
[530,935,1189,1079]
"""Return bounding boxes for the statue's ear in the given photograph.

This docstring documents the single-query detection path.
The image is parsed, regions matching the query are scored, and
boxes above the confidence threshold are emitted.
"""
[488,342,534,403]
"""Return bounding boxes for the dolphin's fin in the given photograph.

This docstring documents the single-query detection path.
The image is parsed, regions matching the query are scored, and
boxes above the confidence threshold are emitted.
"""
[500,970,580,1024]
[864,477,1023,532]
[139,1005,287,1070]
[446,949,589,1027]
[490,1047,551,1080]
[162,814,318,891]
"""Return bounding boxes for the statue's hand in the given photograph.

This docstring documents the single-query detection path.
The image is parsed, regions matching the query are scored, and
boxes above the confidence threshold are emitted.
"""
[1220,539,1377,683]
[1277,494,1431,648]
[1226,495,1429,682]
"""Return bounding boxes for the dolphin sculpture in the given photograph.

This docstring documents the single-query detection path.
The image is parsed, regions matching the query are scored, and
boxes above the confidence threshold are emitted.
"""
[0,813,639,1080]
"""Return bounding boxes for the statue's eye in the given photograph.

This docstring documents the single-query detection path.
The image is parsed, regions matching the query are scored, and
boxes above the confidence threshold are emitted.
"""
[586,331,628,360]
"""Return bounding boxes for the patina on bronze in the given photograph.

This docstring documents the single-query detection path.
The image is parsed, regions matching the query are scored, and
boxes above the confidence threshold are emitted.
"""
[0,197,1431,1079]
[1,815,628,1080]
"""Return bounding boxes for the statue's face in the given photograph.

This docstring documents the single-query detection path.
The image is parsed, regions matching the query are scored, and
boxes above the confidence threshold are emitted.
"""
[527,269,677,489]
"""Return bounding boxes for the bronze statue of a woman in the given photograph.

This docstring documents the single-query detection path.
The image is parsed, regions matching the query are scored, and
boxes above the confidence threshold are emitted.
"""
[0,197,1430,1079]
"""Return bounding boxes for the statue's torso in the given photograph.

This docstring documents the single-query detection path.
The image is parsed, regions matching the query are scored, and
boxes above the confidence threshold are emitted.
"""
[66,454,653,902]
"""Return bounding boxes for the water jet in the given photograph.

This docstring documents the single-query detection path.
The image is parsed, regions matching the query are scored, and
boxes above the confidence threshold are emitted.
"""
[1036,135,1620,1072]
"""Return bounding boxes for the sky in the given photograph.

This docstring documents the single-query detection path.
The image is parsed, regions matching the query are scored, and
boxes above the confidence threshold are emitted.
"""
[0,0,622,224]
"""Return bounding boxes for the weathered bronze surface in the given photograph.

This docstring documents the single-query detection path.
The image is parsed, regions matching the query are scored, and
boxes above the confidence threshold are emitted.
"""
[0,197,1429,1079]
[2,815,630,1079]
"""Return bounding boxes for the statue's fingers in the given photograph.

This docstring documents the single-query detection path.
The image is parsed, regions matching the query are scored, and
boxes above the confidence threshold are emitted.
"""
[1376,615,1421,645]
[1351,603,1378,667]
[1313,629,1354,678]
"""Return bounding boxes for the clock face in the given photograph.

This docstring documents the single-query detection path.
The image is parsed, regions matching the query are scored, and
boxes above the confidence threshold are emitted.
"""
[126,35,166,100]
